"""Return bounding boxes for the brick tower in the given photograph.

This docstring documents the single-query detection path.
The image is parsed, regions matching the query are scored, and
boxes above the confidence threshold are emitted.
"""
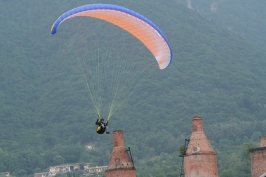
[183,116,219,177]
[250,136,266,177]
[105,130,136,177]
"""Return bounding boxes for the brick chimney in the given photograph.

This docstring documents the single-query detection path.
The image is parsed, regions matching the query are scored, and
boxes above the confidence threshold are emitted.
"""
[250,136,266,177]
[105,130,136,177]
[260,136,266,147]
[184,116,219,177]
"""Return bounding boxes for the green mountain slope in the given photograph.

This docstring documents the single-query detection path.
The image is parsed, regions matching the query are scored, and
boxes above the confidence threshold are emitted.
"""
[177,0,266,47]
[0,0,266,176]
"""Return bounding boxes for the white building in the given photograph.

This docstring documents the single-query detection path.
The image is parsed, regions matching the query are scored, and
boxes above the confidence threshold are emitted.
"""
[34,163,107,177]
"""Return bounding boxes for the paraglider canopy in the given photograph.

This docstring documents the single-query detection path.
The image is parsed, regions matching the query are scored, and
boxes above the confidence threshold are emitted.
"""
[51,4,172,69]
[50,4,173,122]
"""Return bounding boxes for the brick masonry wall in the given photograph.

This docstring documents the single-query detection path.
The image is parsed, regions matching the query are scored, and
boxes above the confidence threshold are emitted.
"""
[106,169,136,177]
[250,147,266,177]
[184,154,219,177]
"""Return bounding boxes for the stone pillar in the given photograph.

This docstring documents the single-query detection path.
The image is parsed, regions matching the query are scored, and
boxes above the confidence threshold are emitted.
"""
[105,130,136,177]
[184,116,219,177]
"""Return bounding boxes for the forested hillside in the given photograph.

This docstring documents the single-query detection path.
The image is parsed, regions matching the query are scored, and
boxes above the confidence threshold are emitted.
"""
[177,0,266,48]
[0,1,266,176]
